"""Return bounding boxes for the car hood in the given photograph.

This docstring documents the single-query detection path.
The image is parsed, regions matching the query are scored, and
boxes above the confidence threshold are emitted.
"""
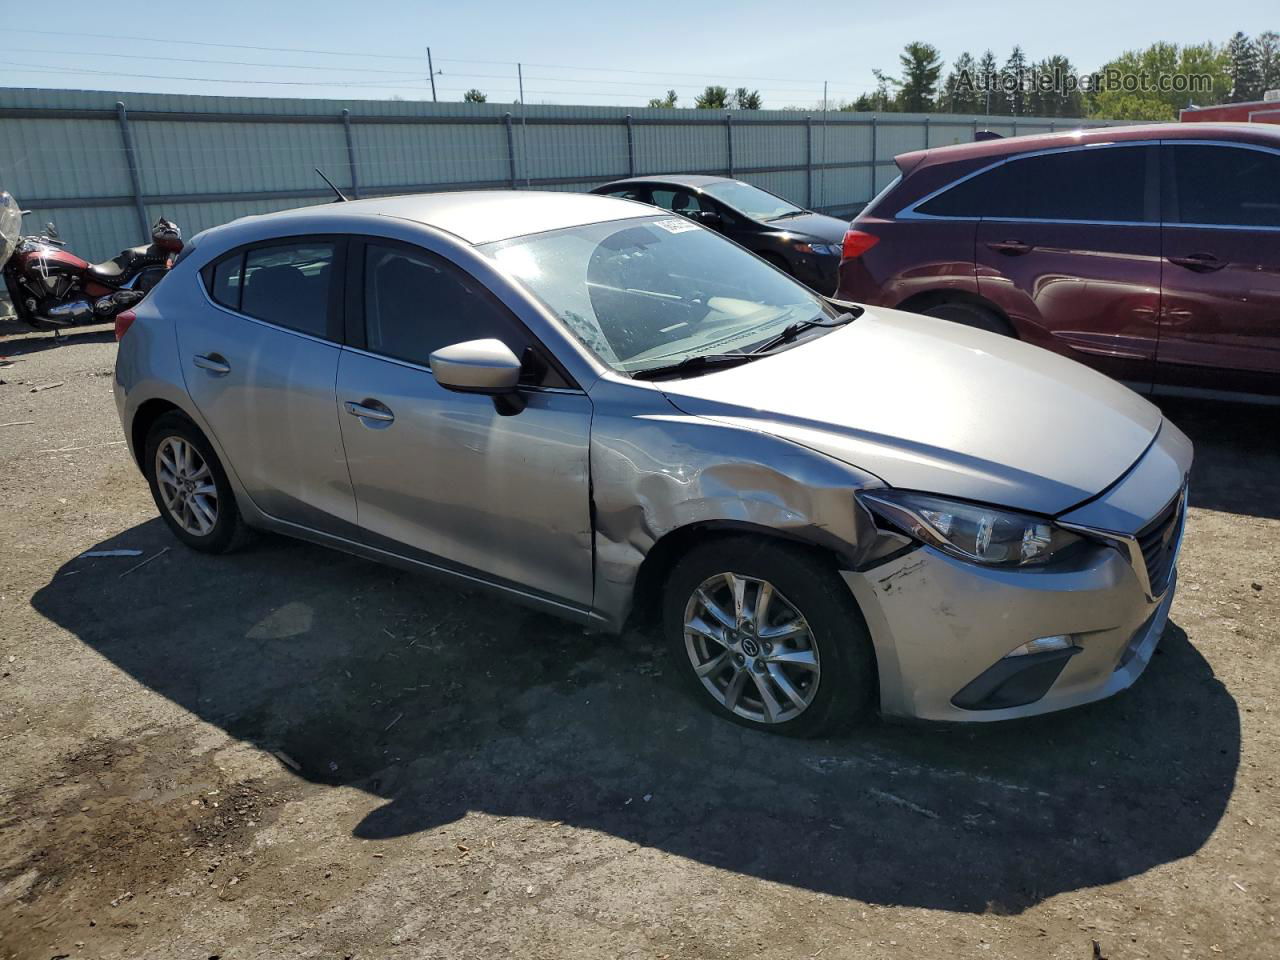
[762,211,849,244]
[655,307,1162,516]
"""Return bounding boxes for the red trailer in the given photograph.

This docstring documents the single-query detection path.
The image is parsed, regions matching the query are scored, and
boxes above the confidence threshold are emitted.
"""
[1180,95,1280,124]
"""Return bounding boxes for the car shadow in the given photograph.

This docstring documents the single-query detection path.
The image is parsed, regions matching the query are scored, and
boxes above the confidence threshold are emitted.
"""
[32,518,1239,915]
[0,323,115,355]
[1157,396,1280,520]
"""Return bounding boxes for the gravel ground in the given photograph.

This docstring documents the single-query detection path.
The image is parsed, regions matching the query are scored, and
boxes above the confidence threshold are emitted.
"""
[0,325,1276,960]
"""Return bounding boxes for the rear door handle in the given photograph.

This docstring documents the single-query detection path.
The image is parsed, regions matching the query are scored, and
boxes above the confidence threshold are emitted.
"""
[344,399,395,423]
[1168,253,1226,273]
[986,239,1033,256]
[192,353,230,376]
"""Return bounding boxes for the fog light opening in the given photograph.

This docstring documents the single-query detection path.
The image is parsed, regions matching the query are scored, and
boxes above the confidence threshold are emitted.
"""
[1005,634,1075,658]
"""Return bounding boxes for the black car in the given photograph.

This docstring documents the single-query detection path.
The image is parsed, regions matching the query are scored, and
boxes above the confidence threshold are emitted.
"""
[590,175,848,292]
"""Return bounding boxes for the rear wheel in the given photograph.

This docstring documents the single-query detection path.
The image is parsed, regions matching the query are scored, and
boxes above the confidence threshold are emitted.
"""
[922,300,1013,336]
[663,536,876,737]
[143,412,249,553]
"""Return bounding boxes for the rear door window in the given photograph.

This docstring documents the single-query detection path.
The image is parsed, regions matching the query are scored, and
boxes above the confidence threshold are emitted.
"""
[650,188,710,218]
[915,145,1152,223]
[240,242,336,337]
[1167,144,1280,228]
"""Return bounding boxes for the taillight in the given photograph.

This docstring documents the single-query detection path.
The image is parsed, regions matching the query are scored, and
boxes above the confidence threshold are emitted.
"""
[114,309,137,341]
[841,229,880,261]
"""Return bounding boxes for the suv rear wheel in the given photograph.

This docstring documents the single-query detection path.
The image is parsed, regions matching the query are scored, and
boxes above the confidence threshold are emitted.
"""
[922,301,1013,337]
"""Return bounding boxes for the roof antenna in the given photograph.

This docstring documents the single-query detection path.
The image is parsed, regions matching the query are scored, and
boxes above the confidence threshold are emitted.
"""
[315,167,349,202]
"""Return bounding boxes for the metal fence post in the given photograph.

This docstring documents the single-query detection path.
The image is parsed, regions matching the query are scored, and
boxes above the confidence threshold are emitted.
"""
[973,117,979,140]
[924,115,930,149]
[805,115,813,208]
[115,101,149,238]
[725,112,734,178]
[625,114,635,177]
[504,113,518,189]
[1012,120,1018,137]
[869,115,878,199]
[341,108,360,199]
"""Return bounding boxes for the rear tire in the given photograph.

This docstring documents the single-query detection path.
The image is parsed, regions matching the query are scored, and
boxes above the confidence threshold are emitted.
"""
[143,412,249,554]
[922,300,1013,336]
[662,536,876,737]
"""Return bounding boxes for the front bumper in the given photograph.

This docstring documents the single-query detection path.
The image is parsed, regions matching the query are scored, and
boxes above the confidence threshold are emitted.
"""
[844,546,1176,721]
[842,419,1191,722]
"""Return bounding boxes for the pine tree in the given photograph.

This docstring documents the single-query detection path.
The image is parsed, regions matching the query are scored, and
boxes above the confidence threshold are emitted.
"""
[1002,46,1029,115]
[896,42,944,113]
[1225,32,1263,102]
[944,52,980,113]
[733,88,763,110]
[695,85,730,109]
[1257,31,1280,93]
[977,50,999,115]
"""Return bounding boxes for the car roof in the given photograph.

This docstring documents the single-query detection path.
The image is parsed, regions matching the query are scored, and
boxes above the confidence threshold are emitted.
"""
[227,190,651,246]
[595,174,732,191]
[896,121,1280,172]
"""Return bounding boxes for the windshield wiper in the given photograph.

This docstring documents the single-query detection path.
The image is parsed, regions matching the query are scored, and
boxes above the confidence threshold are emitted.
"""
[750,309,861,355]
[768,210,809,220]
[630,352,760,381]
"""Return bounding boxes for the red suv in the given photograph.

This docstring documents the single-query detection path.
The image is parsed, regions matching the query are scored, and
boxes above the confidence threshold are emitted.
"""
[836,123,1280,401]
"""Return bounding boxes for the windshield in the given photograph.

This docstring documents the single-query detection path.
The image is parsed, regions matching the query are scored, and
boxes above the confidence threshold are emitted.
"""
[0,192,22,266]
[701,181,804,221]
[483,216,833,375]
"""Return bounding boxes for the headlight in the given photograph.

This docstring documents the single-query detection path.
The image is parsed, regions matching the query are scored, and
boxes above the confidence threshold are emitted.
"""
[858,490,1084,567]
[793,241,840,256]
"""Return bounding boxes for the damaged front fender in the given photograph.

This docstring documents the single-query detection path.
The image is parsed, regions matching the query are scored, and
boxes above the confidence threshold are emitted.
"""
[587,377,894,629]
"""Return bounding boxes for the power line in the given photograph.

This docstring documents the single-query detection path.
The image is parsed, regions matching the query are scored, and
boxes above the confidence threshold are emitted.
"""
[7,48,431,76]
[6,62,433,88]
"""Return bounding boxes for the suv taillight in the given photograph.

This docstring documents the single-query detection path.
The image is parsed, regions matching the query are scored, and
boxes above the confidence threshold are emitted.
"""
[841,229,880,261]
[114,309,137,341]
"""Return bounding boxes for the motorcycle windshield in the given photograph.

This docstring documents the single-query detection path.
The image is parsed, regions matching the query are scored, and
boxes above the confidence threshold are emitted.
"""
[0,192,21,266]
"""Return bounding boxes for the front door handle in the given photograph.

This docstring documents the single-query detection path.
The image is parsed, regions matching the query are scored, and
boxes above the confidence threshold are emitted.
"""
[986,239,1033,256]
[344,399,395,423]
[1168,253,1226,273]
[192,353,230,376]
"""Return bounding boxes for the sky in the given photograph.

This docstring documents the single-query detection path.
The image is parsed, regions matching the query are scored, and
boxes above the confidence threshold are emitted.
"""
[0,0,1274,108]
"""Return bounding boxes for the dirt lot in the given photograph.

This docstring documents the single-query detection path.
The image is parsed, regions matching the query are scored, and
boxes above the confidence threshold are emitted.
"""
[0,325,1276,960]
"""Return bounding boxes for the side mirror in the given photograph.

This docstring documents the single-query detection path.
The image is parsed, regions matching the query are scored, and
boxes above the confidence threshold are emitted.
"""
[429,338,521,395]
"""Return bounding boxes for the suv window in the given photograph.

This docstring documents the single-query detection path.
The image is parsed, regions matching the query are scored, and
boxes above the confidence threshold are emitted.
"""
[363,243,568,387]
[1169,144,1280,228]
[916,145,1152,222]
[235,242,335,337]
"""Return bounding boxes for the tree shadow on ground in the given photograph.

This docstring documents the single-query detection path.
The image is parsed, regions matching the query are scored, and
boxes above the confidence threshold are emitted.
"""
[33,516,1238,914]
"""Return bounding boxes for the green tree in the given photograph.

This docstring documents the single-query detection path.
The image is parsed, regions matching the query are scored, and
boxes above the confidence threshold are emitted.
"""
[647,89,678,108]
[1002,46,1030,115]
[1254,31,1279,92]
[1028,55,1084,117]
[943,52,981,113]
[1225,32,1263,101]
[1090,41,1230,119]
[462,88,487,103]
[733,87,763,109]
[894,42,944,112]
[976,50,999,114]
[695,85,730,109]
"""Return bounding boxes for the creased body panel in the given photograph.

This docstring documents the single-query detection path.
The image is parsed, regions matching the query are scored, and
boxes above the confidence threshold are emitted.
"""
[587,379,887,628]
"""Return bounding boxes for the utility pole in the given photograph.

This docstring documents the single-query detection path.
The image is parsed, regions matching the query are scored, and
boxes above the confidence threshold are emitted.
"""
[820,80,829,211]
[517,63,530,188]
[427,46,438,102]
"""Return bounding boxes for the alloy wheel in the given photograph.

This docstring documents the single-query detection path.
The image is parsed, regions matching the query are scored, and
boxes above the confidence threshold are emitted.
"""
[155,436,218,537]
[683,572,821,724]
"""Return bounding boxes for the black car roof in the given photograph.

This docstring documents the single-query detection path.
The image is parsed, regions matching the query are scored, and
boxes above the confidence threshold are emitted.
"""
[593,174,731,192]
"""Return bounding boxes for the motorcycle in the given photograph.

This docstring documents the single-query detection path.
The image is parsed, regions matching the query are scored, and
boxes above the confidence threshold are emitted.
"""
[1,191,182,329]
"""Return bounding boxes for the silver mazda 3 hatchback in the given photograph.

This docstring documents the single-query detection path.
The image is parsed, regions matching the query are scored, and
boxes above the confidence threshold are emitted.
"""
[114,191,1191,736]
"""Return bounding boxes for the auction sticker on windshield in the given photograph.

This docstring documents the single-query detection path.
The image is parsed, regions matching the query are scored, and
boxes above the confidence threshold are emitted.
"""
[653,218,700,234]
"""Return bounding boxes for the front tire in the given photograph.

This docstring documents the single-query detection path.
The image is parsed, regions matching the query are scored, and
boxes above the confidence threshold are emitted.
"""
[143,412,248,553]
[662,536,876,737]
